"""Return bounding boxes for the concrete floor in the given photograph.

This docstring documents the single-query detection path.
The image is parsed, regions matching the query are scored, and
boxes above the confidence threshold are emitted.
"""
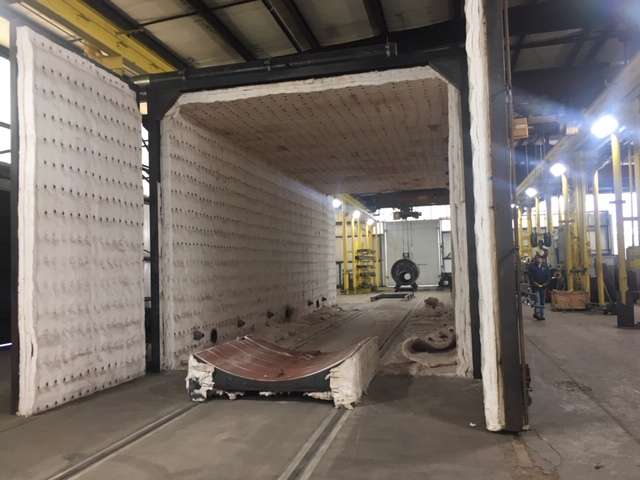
[1,295,639,479]
[522,308,640,478]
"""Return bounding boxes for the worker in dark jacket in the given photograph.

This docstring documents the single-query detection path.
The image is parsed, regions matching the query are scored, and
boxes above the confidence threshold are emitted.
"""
[528,255,551,320]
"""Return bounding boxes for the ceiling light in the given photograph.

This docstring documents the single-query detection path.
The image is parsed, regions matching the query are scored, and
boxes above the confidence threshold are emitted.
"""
[590,114,619,139]
[550,162,567,177]
[367,218,374,226]
[352,210,361,220]
[332,198,342,208]
[525,187,538,198]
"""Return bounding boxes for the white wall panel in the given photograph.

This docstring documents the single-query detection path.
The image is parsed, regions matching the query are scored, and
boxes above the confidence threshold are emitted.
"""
[17,28,145,415]
[161,113,335,369]
[465,0,505,431]
[447,85,473,378]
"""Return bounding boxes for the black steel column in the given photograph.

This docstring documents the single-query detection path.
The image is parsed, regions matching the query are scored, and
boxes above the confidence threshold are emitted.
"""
[429,55,482,379]
[460,72,482,380]
[144,89,179,373]
[145,103,162,373]
[484,0,528,431]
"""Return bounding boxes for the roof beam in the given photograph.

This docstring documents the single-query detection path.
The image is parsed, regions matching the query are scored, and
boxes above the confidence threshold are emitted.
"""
[563,28,592,67]
[356,189,450,210]
[582,30,612,65]
[363,0,388,38]
[24,0,176,73]
[510,0,539,69]
[184,0,255,61]
[279,0,319,50]
[88,0,190,70]
[261,0,303,52]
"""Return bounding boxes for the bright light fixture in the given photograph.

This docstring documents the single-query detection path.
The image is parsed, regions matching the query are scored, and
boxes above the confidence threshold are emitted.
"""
[510,203,517,209]
[590,114,619,139]
[549,162,567,177]
[331,198,342,208]
[525,187,538,198]
[352,210,361,220]
[367,218,375,226]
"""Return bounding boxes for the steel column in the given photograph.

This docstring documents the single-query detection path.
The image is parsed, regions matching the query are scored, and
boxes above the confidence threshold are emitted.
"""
[526,206,533,258]
[350,216,356,293]
[634,144,640,246]
[593,170,606,306]
[341,207,348,292]
[628,148,636,246]
[517,207,524,255]
[611,133,628,304]
[534,196,540,235]
[562,173,574,290]
[576,171,590,293]
[545,195,554,264]
[476,0,527,431]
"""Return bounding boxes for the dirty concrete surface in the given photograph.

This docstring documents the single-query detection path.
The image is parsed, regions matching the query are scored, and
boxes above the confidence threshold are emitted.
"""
[0,294,639,479]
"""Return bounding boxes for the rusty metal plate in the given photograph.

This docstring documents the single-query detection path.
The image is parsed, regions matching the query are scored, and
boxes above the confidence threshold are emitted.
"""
[192,336,371,393]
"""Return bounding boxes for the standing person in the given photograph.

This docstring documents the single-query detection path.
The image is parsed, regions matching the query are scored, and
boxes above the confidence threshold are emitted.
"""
[528,254,551,320]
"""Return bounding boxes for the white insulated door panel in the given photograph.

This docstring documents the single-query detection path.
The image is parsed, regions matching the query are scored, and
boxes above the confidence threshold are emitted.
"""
[384,220,440,285]
[17,28,144,415]
[161,114,335,368]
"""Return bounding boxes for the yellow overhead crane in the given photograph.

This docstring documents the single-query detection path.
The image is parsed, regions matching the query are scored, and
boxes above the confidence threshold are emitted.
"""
[17,0,176,74]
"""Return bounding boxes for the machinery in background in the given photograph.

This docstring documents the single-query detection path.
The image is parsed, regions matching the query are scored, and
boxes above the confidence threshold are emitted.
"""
[355,248,377,290]
[393,207,422,220]
[390,255,420,292]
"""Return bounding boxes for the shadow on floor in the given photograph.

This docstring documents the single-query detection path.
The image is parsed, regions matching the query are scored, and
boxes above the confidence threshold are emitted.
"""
[312,374,524,480]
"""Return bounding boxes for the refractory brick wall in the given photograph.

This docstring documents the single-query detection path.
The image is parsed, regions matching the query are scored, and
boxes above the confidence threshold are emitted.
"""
[17,27,145,416]
[160,113,336,369]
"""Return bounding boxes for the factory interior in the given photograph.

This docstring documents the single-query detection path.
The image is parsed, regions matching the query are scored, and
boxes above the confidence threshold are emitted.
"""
[1,1,640,479]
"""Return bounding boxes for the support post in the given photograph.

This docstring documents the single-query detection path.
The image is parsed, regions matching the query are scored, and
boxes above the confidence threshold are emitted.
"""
[374,225,382,287]
[465,0,527,431]
[628,148,636,246]
[535,196,540,238]
[576,172,590,294]
[562,173,574,290]
[351,219,356,293]
[611,133,628,304]
[526,206,533,258]
[9,22,20,413]
[517,207,524,255]
[342,207,348,292]
[146,114,162,372]
[634,144,640,247]
[594,170,606,306]
[545,195,554,264]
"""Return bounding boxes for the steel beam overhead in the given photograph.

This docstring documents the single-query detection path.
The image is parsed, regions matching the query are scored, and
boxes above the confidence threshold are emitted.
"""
[22,0,177,73]
[582,30,611,65]
[563,27,592,67]
[279,0,319,50]
[363,0,388,37]
[261,0,303,52]
[184,0,255,61]
[510,0,539,69]
[88,0,191,70]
